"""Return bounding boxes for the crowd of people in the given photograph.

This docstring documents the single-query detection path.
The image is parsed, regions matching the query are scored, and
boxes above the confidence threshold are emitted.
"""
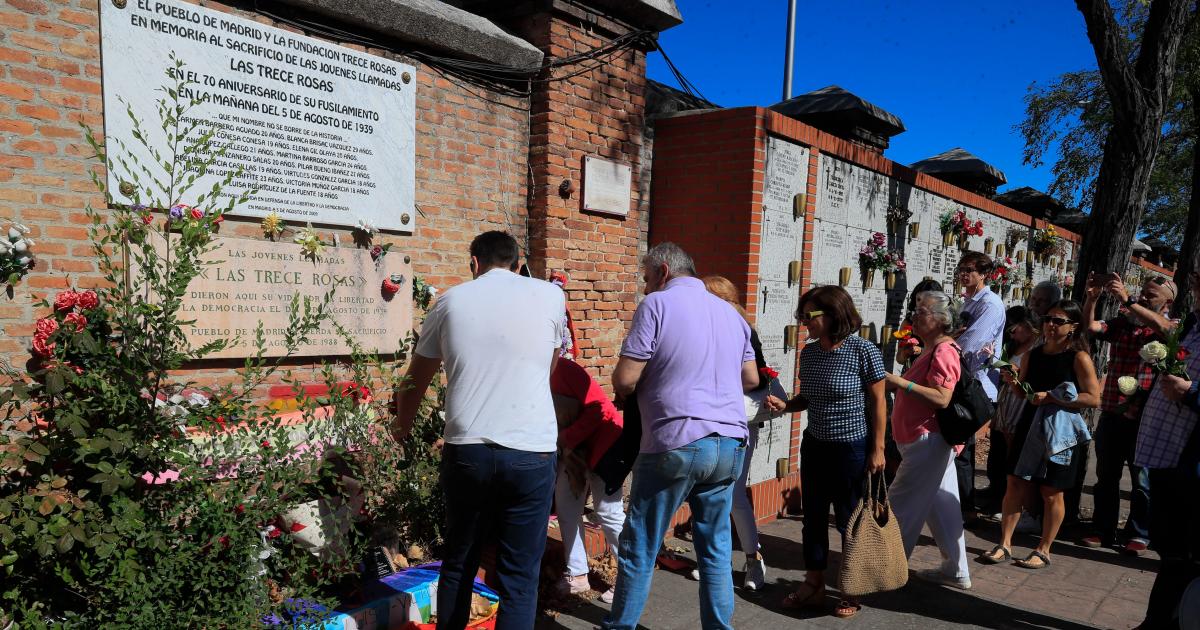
[392,231,1200,630]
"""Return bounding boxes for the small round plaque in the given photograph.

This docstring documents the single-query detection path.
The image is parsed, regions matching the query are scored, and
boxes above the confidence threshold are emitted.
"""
[113,0,127,7]
[401,213,411,224]
[402,72,411,84]
[404,255,411,264]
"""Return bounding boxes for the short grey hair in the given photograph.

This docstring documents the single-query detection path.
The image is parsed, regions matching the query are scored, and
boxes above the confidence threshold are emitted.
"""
[915,291,960,332]
[1033,281,1062,302]
[643,242,696,277]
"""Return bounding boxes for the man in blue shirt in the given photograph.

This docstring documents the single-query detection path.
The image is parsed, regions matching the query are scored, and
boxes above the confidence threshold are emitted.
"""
[952,251,1006,516]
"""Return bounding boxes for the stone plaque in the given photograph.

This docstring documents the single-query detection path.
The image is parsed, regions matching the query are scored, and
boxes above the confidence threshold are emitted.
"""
[156,235,412,358]
[100,0,417,232]
[746,408,793,486]
[582,156,632,216]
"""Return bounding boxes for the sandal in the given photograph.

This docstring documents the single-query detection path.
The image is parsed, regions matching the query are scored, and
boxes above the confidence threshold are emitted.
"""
[781,580,825,609]
[833,599,861,619]
[1015,550,1051,569]
[978,544,1012,564]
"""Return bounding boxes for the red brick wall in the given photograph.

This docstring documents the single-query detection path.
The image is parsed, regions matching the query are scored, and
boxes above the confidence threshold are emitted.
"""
[0,0,537,393]
[513,10,650,384]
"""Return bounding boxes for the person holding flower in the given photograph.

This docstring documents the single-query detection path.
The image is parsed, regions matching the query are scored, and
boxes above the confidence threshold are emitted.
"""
[1133,269,1200,630]
[1078,272,1176,554]
[766,286,887,619]
[698,275,774,591]
[981,300,1100,569]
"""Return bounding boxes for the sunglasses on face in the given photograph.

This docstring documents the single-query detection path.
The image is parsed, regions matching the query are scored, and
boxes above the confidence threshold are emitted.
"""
[798,310,824,322]
[954,267,978,275]
[1044,316,1074,327]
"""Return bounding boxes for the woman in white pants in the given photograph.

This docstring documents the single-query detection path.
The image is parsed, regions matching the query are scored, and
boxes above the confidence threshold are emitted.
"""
[555,456,625,602]
[883,291,972,589]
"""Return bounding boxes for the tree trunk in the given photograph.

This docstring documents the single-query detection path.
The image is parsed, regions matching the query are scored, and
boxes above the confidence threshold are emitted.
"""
[1172,87,1200,318]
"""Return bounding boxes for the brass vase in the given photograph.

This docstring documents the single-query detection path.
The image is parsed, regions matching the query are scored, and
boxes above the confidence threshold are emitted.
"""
[885,271,897,290]
[942,232,954,247]
[839,267,852,286]
[859,324,871,340]
[880,324,895,344]
[1017,250,1026,263]
[958,233,969,250]
[909,222,921,239]
[984,238,993,255]
[863,270,875,289]
[996,244,1005,259]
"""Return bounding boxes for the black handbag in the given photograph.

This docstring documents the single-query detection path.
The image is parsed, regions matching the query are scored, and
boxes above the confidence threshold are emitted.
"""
[937,346,996,445]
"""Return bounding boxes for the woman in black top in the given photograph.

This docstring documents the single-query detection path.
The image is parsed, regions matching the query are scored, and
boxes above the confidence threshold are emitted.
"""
[982,300,1100,569]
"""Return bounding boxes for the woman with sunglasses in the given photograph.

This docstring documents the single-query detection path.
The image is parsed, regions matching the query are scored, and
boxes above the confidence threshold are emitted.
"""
[981,300,1100,569]
[883,291,971,589]
[766,286,887,619]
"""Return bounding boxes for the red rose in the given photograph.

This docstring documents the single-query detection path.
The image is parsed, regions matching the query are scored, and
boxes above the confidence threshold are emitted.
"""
[341,383,372,403]
[189,208,204,220]
[1176,349,1189,361]
[260,440,270,449]
[35,317,58,336]
[64,312,86,333]
[759,366,780,380]
[54,290,78,312]
[77,290,99,310]
[370,245,383,259]
[234,504,245,514]
[381,277,400,296]
[141,213,154,225]
[267,527,282,539]
[219,536,230,549]
[32,334,55,357]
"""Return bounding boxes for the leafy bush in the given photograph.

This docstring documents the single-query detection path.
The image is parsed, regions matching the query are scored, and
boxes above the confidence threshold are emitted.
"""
[0,56,444,628]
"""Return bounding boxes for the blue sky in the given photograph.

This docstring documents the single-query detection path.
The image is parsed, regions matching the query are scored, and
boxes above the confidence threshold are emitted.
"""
[646,1,1100,195]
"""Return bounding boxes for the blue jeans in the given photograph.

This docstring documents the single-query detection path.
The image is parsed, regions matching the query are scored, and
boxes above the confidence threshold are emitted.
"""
[603,435,746,630]
[1092,412,1151,543]
[437,444,556,630]
[800,434,866,571]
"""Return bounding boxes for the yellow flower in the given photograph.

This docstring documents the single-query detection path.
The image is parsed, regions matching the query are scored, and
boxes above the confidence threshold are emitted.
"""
[261,212,284,238]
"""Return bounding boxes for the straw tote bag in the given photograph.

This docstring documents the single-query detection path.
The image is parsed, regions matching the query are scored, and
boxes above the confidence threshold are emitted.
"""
[836,472,909,597]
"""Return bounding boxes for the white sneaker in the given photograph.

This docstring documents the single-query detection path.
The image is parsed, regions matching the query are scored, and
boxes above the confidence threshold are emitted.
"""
[599,588,615,604]
[743,557,767,591]
[1016,513,1042,535]
[689,568,700,581]
[916,568,972,590]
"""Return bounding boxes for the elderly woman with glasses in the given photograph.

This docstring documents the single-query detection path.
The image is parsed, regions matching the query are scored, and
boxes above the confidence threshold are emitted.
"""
[981,299,1100,569]
[766,286,886,619]
[882,291,971,589]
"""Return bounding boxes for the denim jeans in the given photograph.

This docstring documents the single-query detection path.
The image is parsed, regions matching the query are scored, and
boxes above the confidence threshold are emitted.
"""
[800,434,866,571]
[1092,412,1151,543]
[603,435,746,630]
[437,443,556,630]
[1144,425,1200,629]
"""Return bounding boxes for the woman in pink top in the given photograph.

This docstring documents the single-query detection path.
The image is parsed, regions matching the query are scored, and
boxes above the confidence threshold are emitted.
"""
[883,291,972,589]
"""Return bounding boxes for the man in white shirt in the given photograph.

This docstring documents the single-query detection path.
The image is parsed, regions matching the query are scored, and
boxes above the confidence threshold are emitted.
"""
[393,231,565,630]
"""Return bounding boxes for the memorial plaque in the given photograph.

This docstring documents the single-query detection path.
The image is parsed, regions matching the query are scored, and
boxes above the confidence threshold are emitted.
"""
[154,235,412,358]
[582,156,633,216]
[746,410,793,485]
[757,137,808,375]
[101,0,417,232]
[819,155,850,212]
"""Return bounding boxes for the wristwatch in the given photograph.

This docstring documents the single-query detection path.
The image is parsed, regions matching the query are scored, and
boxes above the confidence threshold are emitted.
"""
[1124,295,1137,309]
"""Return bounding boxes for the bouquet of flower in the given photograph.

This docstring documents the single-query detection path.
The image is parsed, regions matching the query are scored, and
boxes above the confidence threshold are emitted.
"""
[1031,226,1059,254]
[988,256,1016,293]
[1137,325,1190,378]
[1,222,36,285]
[939,209,983,241]
[859,232,905,272]
[893,323,919,348]
[1005,226,1027,251]
[886,204,912,225]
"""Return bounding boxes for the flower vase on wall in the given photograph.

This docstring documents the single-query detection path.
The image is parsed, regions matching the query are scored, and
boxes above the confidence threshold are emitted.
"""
[909,222,921,239]
[942,232,954,247]
[958,233,969,250]
[996,244,1005,259]
[839,267,851,286]
[885,271,897,290]
[984,238,993,255]
[863,270,875,289]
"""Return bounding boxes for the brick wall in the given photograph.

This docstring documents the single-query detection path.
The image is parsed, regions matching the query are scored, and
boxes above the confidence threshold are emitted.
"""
[0,0,544,394]
[512,9,649,383]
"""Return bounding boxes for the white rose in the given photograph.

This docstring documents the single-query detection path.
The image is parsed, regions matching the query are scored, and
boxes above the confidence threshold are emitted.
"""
[7,227,21,241]
[1117,376,1139,397]
[1139,341,1169,363]
[0,241,9,255]
[12,240,27,253]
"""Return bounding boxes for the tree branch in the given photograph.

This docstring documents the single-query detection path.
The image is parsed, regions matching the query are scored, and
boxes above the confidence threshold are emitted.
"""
[1133,0,1193,107]
[1075,0,1143,118]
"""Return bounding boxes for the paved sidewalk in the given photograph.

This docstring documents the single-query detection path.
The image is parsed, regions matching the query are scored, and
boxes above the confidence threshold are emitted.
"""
[537,515,1157,629]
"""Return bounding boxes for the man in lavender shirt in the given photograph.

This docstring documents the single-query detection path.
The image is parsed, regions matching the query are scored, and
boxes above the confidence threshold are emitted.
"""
[602,242,759,630]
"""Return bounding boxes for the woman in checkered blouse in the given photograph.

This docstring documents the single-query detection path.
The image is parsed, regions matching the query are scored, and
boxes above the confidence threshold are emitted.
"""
[766,285,887,619]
